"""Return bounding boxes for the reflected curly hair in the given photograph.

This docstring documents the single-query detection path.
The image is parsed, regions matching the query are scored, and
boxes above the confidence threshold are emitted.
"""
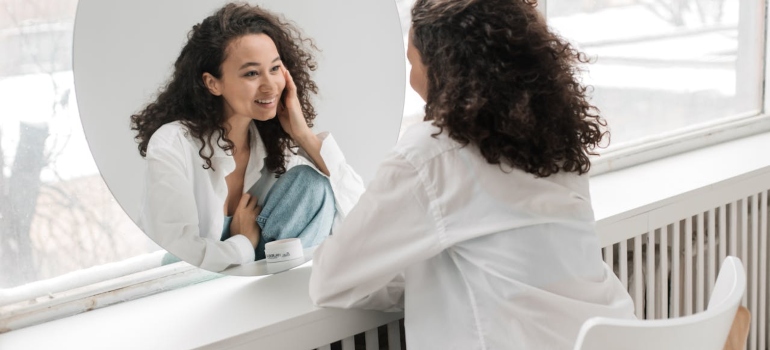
[130,2,318,175]
[411,0,608,177]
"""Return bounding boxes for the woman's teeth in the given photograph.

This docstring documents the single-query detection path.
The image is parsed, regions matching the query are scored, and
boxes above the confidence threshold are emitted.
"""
[256,98,275,104]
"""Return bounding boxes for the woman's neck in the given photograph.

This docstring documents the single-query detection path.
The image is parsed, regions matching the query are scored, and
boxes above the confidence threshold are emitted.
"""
[224,116,252,155]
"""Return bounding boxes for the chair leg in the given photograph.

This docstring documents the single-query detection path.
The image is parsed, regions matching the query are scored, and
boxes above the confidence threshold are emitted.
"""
[723,306,750,350]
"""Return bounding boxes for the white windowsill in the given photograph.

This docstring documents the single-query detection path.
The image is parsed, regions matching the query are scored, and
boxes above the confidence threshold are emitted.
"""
[590,130,770,223]
[1,131,769,350]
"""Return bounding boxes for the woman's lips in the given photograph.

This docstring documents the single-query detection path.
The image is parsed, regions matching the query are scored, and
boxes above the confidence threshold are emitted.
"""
[255,97,277,108]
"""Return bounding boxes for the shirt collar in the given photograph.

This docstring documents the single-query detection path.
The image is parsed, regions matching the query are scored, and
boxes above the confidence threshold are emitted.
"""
[199,122,268,178]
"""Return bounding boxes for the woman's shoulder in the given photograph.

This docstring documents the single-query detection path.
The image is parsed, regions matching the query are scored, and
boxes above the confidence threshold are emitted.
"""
[394,120,463,164]
[147,121,193,151]
[153,120,188,137]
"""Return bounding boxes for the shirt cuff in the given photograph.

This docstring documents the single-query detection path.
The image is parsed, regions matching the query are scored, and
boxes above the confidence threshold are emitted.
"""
[225,234,256,264]
[316,132,346,177]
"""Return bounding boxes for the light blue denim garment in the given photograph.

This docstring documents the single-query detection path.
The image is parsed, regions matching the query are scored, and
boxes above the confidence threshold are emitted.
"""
[222,164,336,260]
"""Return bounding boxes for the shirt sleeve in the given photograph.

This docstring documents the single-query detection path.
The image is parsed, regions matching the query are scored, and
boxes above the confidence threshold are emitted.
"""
[139,130,255,272]
[298,131,366,219]
[308,150,445,312]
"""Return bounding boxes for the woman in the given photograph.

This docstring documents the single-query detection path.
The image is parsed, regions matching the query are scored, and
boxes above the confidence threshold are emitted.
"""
[309,0,635,348]
[130,3,364,272]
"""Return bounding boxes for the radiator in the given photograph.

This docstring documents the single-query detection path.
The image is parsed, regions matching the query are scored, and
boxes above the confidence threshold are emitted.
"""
[316,321,405,350]
[606,189,769,350]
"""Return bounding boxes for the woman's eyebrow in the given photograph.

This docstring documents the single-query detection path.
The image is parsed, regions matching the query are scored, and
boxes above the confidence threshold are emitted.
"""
[238,56,282,70]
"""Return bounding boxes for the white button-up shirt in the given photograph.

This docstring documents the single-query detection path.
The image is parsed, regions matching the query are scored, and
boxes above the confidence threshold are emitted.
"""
[138,121,365,272]
[309,121,635,349]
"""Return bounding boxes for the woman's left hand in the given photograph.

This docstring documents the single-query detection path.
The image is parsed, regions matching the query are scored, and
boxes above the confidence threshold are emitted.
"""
[276,65,329,176]
[277,65,313,141]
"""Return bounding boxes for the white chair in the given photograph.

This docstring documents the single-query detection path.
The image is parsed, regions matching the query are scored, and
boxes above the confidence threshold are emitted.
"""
[573,256,747,350]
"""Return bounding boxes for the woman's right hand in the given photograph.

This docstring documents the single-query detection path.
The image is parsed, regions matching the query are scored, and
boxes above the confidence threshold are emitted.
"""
[230,193,261,249]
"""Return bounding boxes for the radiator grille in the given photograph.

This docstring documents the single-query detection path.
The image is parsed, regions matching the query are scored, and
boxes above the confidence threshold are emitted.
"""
[603,189,769,350]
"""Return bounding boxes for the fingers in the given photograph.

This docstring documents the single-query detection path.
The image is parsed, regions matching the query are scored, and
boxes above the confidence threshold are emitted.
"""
[281,65,297,92]
[239,193,251,208]
[239,193,259,209]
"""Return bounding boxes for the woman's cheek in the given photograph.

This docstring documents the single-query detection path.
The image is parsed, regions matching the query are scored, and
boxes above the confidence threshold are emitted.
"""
[410,69,427,100]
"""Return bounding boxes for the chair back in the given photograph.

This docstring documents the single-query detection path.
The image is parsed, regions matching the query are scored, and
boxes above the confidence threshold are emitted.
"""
[573,256,746,350]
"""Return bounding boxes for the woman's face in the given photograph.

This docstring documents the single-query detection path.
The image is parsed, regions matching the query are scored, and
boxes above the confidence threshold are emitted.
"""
[407,29,428,102]
[203,33,286,122]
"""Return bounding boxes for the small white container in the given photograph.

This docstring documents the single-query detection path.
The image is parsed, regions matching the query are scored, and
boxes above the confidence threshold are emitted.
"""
[264,238,305,274]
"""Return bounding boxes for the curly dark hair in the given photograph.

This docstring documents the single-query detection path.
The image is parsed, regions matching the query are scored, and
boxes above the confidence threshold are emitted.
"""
[130,2,318,175]
[411,0,608,177]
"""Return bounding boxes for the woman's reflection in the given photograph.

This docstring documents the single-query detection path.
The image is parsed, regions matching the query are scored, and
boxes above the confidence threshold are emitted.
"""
[129,3,364,272]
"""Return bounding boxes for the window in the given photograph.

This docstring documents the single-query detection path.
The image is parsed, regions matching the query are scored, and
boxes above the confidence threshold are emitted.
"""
[396,0,769,156]
[546,0,764,149]
[0,0,161,291]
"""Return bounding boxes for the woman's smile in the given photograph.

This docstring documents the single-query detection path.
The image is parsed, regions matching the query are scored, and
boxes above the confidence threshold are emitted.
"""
[255,96,278,109]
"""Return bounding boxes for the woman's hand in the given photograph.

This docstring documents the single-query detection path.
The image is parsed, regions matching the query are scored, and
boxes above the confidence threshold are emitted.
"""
[230,193,261,249]
[277,65,313,142]
[277,65,329,175]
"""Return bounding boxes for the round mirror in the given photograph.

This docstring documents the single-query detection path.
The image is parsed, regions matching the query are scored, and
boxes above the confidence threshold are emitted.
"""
[73,0,405,275]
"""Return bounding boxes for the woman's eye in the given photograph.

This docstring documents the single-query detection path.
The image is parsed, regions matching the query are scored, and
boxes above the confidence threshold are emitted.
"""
[244,71,258,77]
[270,65,281,72]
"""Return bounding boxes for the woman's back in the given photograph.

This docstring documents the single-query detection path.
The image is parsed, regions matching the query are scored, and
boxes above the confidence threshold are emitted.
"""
[398,122,634,349]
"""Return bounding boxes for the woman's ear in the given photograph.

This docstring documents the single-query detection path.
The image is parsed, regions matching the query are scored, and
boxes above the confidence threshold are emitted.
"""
[202,72,222,96]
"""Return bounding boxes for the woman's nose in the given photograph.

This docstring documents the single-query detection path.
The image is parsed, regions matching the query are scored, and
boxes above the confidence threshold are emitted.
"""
[258,75,280,93]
